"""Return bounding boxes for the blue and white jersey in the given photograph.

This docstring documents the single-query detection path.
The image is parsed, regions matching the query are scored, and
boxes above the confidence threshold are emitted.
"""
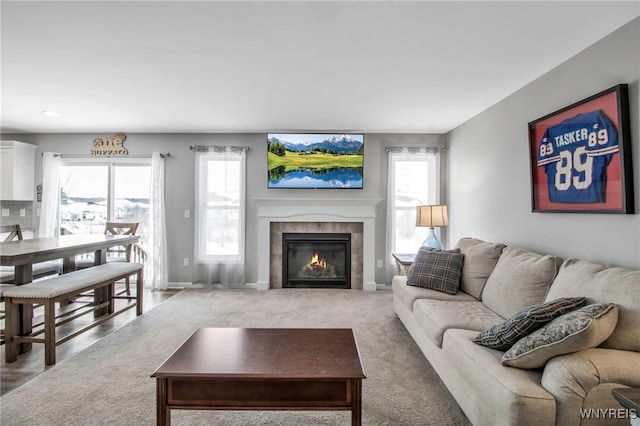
[536,110,619,203]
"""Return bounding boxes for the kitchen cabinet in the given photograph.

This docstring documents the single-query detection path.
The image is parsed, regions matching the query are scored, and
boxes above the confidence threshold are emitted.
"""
[1,140,37,200]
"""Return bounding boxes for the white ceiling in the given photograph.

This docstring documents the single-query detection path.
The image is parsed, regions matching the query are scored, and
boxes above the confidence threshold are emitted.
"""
[1,1,638,134]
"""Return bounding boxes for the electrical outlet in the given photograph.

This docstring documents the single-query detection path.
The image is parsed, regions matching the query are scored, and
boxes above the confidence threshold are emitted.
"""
[183,258,190,267]
[1,209,9,216]
[184,209,190,219]
[20,209,26,216]
[377,259,383,268]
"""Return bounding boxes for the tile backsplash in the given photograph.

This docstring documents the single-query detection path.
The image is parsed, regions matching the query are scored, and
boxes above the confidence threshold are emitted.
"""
[0,200,35,232]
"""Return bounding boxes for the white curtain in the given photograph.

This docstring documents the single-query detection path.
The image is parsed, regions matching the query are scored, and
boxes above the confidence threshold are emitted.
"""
[149,153,168,290]
[194,146,246,285]
[38,152,61,237]
[385,147,439,282]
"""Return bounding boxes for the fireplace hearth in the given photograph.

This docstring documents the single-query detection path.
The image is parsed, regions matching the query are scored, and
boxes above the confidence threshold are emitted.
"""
[283,233,351,289]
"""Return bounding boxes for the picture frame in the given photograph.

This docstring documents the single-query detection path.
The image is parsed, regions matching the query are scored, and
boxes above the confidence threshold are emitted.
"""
[528,84,634,213]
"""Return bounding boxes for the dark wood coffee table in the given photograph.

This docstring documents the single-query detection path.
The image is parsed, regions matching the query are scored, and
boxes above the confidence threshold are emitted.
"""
[151,328,366,426]
[612,387,640,424]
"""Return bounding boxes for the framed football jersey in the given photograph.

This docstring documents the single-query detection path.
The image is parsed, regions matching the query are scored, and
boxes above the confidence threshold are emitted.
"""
[528,84,634,214]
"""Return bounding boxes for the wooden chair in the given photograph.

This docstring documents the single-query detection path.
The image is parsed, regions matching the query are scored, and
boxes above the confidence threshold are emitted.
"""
[105,222,139,261]
[1,224,23,242]
[75,222,140,295]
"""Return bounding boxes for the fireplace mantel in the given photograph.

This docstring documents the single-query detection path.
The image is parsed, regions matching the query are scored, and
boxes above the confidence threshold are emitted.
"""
[253,198,381,291]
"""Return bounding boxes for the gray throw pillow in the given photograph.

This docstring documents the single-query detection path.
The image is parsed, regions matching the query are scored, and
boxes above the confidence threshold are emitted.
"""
[473,297,585,350]
[454,238,506,299]
[481,247,563,319]
[406,246,464,295]
[502,303,618,369]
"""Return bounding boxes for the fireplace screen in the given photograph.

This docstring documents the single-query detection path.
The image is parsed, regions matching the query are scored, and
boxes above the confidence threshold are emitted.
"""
[282,233,350,289]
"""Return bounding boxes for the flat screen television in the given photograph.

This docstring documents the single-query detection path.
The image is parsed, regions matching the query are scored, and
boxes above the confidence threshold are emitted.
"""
[267,133,364,189]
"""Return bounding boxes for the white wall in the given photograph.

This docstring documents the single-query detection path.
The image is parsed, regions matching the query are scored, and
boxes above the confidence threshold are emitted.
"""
[5,132,444,285]
[10,20,636,282]
[447,18,640,269]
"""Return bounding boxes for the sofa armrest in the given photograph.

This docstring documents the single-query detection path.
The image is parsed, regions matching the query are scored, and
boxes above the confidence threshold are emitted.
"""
[541,348,640,426]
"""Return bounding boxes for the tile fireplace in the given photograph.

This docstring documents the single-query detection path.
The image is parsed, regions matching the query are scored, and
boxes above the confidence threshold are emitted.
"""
[254,197,381,291]
[282,232,351,289]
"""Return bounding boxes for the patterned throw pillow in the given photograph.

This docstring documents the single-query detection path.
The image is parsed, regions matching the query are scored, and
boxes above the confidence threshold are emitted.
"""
[473,297,585,350]
[502,303,619,369]
[406,246,464,295]
[407,247,460,276]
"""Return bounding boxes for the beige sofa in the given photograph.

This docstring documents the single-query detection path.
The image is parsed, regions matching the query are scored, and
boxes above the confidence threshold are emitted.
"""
[392,237,640,426]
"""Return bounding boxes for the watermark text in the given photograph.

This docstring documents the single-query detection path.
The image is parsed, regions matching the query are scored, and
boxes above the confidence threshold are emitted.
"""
[580,408,638,420]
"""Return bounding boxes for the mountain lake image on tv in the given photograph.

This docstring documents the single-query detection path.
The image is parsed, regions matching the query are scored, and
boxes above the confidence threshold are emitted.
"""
[267,133,364,189]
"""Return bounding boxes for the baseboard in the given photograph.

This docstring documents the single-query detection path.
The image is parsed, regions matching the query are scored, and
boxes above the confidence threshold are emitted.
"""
[169,282,258,290]
[169,282,387,291]
[363,281,377,291]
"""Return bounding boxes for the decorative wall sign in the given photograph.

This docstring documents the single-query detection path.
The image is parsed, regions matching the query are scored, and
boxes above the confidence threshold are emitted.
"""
[91,133,128,156]
[528,84,634,213]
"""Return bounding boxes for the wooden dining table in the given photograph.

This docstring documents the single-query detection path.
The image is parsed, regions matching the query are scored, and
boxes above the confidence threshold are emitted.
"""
[0,234,139,284]
[0,233,140,351]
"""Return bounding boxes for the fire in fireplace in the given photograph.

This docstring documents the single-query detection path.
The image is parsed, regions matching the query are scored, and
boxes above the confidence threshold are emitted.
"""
[300,252,337,278]
[282,233,350,289]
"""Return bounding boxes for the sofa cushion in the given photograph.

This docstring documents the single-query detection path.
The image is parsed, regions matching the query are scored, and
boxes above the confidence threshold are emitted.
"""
[442,329,556,425]
[413,299,503,348]
[544,258,640,352]
[481,247,562,319]
[406,246,465,295]
[454,237,506,299]
[502,304,618,369]
[392,276,477,312]
[473,297,586,350]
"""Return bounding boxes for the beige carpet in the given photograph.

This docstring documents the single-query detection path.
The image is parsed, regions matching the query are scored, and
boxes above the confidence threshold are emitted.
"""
[0,288,470,425]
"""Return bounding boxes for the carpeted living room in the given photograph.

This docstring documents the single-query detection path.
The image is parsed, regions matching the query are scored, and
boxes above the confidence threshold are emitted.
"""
[1,288,472,425]
[1,1,639,426]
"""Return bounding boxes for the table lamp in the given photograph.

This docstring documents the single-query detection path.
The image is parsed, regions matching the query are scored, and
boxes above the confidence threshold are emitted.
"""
[416,205,448,250]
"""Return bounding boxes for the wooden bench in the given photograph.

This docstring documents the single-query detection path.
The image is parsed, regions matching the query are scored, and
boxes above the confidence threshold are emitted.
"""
[3,262,144,365]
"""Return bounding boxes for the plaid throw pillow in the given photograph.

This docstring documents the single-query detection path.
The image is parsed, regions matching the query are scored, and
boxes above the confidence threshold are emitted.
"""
[406,247,465,295]
[473,297,586,350]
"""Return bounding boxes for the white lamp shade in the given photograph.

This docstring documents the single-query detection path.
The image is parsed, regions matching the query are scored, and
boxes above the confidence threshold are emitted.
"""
[416,205,448,227]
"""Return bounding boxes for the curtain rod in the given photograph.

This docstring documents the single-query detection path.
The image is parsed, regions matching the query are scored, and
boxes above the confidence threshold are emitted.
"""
[190,145,249,152]
[48,153,171,158]
[385,146,441,153]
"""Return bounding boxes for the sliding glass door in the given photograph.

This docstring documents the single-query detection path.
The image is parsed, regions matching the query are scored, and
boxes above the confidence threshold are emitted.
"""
[60,164,108,235]
[113,165,151,238]
[59,159,151,247]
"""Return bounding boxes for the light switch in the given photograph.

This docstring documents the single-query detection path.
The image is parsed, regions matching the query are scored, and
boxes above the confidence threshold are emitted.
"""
[184,209,191,218]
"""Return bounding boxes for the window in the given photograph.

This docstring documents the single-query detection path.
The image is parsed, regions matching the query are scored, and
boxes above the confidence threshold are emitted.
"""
[59,159,151,247]
[194,148,246,263]
[386,149,439,255]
